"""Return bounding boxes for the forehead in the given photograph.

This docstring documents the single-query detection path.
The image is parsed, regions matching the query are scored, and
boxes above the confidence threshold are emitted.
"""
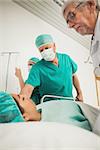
[28,60,35,65]
[64,3,77,17]
[39,43,53,50]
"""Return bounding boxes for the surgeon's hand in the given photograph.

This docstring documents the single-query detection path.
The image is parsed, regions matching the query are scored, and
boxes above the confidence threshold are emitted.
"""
[75,92,83,102]
[15,68,22,78]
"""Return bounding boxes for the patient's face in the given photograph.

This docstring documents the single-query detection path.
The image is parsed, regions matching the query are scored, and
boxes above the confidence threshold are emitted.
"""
[11,94,37,121]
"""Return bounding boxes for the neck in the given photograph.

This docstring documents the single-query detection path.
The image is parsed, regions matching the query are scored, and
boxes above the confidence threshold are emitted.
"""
[52,56,58,66]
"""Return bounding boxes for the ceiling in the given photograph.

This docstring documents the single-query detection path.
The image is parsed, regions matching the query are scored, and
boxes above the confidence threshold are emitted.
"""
[12,0,100,50]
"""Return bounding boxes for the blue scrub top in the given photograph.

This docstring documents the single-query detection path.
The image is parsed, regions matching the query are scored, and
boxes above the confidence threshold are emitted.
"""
[31,87,41,105]
[26,53,77,100]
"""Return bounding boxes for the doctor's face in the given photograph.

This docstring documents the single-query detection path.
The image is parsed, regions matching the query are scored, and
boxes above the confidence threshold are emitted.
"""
[63,2,97,35]
[28,60,35,72]
[38,43,56,61]
[38,43,55,53]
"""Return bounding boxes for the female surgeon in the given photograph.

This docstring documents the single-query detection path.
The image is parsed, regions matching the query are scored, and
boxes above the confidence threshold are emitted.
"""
[15,57,41,105]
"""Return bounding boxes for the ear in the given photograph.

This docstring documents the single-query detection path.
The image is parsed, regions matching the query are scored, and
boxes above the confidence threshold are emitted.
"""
[86,0,97,12]
[53,43,56,52]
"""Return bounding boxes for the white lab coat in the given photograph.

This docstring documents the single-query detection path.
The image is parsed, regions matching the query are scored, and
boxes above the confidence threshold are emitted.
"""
[91,12,100,76]
[90,12,100,135]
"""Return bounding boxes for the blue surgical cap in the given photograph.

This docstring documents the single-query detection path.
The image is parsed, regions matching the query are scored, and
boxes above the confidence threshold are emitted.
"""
[0,92,24,123]
[35,34,53,48]
[29,57,40,63]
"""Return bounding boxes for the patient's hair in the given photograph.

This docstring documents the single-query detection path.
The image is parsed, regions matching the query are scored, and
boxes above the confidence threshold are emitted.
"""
[13,97,24,114]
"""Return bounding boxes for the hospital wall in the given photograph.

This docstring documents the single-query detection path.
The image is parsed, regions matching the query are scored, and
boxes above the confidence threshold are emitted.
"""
[0,1,97,106]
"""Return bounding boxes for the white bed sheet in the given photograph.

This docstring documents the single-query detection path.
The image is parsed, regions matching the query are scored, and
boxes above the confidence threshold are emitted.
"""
[0,122,100,150]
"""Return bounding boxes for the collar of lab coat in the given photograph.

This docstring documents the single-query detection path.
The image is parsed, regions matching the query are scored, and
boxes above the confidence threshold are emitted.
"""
[94,11,100,41]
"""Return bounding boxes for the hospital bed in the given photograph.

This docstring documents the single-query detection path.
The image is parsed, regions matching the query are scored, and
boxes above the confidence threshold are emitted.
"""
[0,122,100,150]
[0,95,100,150]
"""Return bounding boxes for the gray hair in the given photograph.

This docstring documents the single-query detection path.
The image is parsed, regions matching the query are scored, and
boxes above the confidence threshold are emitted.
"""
[62,0,99,15]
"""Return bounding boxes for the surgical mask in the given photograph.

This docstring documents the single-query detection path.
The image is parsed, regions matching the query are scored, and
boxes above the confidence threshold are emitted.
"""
[41,48,55,61]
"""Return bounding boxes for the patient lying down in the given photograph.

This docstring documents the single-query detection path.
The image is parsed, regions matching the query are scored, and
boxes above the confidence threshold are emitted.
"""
[12,94,41,121]
[0,92,40,123]
[0,92,92,132]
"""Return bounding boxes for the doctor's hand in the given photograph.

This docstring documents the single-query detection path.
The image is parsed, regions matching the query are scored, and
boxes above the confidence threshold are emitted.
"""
[15,67,22,78]
[75,92,83,102]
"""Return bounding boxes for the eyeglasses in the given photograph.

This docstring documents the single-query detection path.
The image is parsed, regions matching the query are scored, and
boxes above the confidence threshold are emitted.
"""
[66,2,83,24]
